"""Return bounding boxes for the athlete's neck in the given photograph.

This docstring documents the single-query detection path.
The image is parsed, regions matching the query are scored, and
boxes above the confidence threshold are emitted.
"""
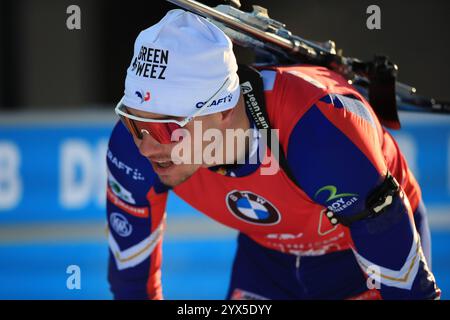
[203,92,251,168]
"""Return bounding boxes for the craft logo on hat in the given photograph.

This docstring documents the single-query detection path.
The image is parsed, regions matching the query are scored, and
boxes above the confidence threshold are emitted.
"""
[195,93,234,109]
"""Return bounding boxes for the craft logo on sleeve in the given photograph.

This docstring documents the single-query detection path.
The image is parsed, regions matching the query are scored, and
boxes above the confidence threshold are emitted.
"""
[131,46,169,80]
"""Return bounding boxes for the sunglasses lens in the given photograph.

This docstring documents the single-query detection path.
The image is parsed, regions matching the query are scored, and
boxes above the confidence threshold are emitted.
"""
[138,122,170,144]
[127,120,182,144]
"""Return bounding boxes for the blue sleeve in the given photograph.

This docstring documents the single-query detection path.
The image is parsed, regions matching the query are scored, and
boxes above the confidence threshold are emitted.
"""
[106,121,169,299]
[286,94,440,299]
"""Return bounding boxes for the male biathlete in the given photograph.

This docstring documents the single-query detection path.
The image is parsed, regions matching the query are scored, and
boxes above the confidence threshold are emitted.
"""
[106,9,440,300]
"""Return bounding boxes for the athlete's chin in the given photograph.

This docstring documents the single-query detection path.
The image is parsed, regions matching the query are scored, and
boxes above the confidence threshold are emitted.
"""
[157,174,185,187]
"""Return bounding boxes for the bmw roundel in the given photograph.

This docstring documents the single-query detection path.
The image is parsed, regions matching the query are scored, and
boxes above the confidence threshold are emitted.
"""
[226,190,281,225]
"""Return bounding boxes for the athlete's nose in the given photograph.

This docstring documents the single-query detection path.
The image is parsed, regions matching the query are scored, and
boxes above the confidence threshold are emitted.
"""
[138,130,174,162]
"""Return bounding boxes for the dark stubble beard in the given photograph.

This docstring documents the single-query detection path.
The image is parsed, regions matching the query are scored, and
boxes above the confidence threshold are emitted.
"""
[157,166,198,187]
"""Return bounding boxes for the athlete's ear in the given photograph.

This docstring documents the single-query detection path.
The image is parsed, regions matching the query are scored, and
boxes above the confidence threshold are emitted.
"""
[220,92,243,124]
[220,108,235,123]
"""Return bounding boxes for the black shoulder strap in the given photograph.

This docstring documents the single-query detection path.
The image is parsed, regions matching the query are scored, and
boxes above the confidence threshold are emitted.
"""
[237,64,299,187]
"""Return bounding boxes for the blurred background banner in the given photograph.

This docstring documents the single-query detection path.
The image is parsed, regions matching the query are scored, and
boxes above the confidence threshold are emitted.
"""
[0,116,110,222]
[0,0,449,299]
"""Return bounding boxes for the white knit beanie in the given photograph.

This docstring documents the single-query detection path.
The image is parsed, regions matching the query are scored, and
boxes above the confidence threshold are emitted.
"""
[122,9,240,116]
